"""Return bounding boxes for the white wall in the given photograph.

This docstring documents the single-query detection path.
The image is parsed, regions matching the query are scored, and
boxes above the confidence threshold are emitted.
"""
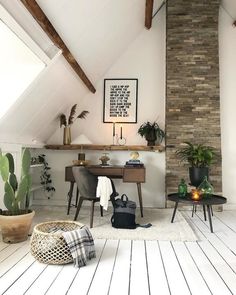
[219,7,236,206]
[2,3,236,210]
[43,10,166,208]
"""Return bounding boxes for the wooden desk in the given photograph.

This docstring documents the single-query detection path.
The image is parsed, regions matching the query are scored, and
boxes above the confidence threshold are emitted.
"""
[65,165,146,217]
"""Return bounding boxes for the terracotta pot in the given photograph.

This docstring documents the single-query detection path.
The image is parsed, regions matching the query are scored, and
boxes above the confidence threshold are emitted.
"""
[0,210,35,243]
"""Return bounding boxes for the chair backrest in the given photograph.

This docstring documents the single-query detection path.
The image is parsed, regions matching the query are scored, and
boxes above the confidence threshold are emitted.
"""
[72,166,98,199]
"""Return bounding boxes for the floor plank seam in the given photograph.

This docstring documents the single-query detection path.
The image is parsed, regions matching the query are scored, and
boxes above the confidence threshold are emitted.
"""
[184,242,212,294]
[196,241,234,294]
[191,214,236,275]
[170,241,192,294]
[45,265,65,294]
[23,264,49,295]
[144,241,151,295]
[65,268,80,295]
[128,240,132,295]
[107,239,120,295]
[86,239,107,295]
[213,215,236,234]
[157,241,171,295]
[0,250,30,279]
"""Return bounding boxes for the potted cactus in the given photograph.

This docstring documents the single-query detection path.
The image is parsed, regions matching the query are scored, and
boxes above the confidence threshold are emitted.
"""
[0,148,35,243]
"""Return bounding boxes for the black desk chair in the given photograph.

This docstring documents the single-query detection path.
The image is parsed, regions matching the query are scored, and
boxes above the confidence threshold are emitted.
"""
[72,166,117,228]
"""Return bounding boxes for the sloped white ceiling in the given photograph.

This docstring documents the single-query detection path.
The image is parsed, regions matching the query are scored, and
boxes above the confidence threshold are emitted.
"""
[222,0,236,19]
[36,0,147,83]
[3,0,234,145]
[0,0,160,145]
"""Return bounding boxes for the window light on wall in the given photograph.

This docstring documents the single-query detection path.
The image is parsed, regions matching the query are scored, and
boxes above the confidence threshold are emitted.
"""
[0,18,45,120]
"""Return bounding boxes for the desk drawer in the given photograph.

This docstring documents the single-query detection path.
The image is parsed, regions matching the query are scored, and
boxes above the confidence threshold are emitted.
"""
[123,168,145,183]
[88,167,123,177]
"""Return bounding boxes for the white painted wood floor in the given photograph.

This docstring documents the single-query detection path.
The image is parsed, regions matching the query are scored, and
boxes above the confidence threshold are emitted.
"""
[1,210,236,295]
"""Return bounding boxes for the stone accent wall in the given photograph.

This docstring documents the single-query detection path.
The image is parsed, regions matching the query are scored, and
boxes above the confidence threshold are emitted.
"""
[166,0,222,196]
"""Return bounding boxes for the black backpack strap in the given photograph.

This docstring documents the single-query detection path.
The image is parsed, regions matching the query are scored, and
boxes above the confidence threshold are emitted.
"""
[109,178,118,207]
[135,223,152,228]
[121,194,129,202]
[111,214,115,225]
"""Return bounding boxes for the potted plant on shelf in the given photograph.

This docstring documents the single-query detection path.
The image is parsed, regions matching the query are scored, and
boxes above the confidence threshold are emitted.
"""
[176,142,216,186]
[0,148,34,243]
[59,104,89,145]
[138,121,165,146]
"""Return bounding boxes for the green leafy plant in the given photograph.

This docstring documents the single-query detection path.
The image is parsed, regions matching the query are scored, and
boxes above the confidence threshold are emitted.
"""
[38,154,55,197]
[138,121,165,144]
[175,142,216,167]
[59,104,89,127]
[0,148,32,214]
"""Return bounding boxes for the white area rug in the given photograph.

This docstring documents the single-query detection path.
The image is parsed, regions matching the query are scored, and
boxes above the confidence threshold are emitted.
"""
[32,207,197,242]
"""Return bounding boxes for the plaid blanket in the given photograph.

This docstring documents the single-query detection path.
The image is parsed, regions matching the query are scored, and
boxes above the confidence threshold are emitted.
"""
[62,226,96,267]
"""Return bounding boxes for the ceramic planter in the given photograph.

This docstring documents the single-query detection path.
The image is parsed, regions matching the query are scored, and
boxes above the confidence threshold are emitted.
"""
[0,210,35,243]
[189,167,209,187]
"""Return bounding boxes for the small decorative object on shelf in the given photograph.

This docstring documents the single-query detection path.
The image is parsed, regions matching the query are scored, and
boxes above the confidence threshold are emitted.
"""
[197,176,214,197]
[191,189,202,201]
[59,104,89,145]
[112,122,116,145]
[99,153,110,166]
[125,151,144,167]
[117,137,126,146]
[178,179,187,197]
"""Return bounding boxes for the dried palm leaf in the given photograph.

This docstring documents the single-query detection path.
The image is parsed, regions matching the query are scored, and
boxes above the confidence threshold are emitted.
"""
[68,104,77,125]
[59,114,67,127]
[77,110,89,119]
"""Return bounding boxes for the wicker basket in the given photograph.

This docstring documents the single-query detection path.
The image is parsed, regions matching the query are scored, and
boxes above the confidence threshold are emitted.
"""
[30,220,84,265]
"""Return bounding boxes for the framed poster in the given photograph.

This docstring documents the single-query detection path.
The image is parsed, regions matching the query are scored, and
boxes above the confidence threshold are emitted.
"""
[103,78,138,123]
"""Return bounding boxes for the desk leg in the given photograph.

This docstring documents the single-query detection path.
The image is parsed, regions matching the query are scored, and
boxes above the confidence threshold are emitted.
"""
[171,202,179,223]
[207,205,214,233]
[67,182,74,215]
[137,183,143,217]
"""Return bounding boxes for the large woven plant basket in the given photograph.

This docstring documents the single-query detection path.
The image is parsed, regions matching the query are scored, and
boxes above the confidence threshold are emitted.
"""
[30,220,83,265]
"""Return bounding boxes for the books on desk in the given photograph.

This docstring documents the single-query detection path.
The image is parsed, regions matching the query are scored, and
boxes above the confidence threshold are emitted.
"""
[125,160,144,167]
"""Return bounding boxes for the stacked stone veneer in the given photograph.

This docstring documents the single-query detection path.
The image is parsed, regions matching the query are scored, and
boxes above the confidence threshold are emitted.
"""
[166,0,222,196]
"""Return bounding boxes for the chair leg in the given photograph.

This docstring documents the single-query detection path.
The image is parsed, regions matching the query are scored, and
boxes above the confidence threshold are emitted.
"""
[90,201,95,228]
[74,197,84,221]
[211,205,213,216]
[100,205,103,217]
[67,182,74,215]
[192,205,195,217]
[75,187,79,207]
[203,205,207,221]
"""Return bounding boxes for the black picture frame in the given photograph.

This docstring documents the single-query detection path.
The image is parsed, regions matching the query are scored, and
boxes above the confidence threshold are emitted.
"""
[103,78,138,123]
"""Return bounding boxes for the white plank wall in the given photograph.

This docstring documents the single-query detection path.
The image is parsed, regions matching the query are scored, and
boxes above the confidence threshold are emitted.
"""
[1,210,236,294]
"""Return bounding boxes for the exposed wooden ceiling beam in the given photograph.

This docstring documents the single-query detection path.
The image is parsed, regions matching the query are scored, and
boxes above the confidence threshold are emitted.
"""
[20,0,96,93]
[145,0,154,29]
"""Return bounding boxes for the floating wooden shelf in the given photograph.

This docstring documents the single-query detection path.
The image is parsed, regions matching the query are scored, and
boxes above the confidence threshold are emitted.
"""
[45,144,165,152]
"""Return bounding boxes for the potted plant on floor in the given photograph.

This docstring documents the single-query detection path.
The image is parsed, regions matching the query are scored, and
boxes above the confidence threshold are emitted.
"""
[176,142,216,186]
[0,148,34,243]
[138,121,165,146]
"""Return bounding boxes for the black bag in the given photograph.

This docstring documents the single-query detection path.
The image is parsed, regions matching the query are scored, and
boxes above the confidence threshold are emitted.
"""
[111,194,137,229]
